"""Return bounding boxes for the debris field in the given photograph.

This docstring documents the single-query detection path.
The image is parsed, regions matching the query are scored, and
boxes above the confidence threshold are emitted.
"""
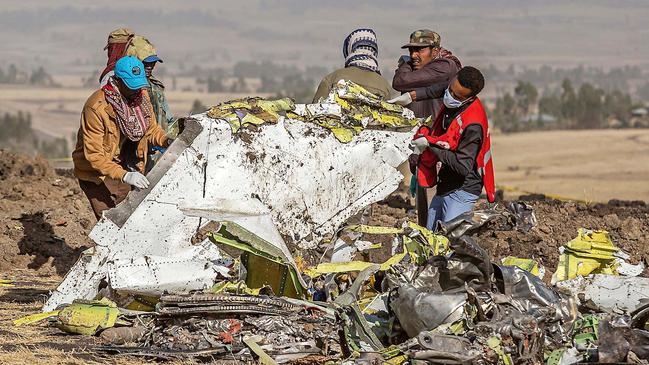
[1,82,649,364]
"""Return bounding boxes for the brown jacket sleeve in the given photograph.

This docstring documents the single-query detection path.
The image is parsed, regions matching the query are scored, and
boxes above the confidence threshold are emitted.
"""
[146,119,169,147]
[392,59,458,91]
[81,106,127,181]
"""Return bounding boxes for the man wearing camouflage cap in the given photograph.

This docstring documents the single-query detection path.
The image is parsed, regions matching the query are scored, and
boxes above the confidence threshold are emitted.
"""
[390,29,462,227]
[391,29,461,119]
[126,36,176,139]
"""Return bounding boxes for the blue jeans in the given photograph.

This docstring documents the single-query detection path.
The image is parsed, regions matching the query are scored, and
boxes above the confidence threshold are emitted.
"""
[426,190,479,231]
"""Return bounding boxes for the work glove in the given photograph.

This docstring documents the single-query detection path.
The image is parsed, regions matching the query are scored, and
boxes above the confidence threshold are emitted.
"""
[409,136,429,155]
[398,55,411,67]
[122,171,150,189]
[387,92,413,106]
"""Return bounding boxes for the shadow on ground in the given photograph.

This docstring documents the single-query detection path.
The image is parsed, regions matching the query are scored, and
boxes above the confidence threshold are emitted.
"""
[17,212,88,275]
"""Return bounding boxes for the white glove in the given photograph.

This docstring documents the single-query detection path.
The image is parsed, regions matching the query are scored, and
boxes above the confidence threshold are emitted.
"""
[122,171,150,189]
[409,136,429,155]
[387,92,413,106]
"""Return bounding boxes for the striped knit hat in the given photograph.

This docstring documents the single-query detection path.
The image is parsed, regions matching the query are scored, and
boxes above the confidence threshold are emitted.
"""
[343,28,380,73]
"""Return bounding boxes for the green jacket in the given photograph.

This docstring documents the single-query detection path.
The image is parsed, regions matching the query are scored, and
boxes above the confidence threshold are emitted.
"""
[313,66,392,102]
[149,77,177,137]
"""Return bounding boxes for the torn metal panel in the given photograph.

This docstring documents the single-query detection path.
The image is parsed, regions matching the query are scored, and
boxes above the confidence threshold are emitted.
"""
[46,113,412,311]
[45,246,110,311]
[208,221,306,296]
[107,253,230,297]
[556,274,649,314]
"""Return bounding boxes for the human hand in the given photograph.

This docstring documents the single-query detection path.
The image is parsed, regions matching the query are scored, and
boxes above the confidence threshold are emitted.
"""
[122,171,150,189]
[387,92,413,106]
[409,136,429,155]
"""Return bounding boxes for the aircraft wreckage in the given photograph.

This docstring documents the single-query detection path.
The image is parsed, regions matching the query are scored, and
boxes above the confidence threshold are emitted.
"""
[31,81,649,364]
[45,81,417,311]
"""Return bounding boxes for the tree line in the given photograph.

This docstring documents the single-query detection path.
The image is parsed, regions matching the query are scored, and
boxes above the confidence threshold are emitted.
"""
[0,111,69,157]
[490,79,644,132]
[0,64,60,87]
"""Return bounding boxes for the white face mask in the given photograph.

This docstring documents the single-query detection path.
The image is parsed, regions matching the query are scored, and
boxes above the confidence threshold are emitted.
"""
[443,87,471,109]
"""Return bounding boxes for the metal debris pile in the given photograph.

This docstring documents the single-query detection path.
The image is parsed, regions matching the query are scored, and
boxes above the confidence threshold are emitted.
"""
[97,294,341,362]
[21,209,648,364]
[15,85,649,364]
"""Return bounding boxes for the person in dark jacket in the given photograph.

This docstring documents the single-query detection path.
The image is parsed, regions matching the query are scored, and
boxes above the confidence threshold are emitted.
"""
[389,29,461,227]
[391,29,461,119]
[409,67,491,230]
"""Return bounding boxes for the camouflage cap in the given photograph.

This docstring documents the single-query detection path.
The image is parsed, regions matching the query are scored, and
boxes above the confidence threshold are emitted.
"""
[401,29,441,49]
[103,28,134,50]
[126,36,163,63]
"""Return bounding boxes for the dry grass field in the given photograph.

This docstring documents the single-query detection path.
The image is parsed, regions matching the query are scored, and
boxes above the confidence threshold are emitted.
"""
[0,84,259,144]
[491,129,649,203]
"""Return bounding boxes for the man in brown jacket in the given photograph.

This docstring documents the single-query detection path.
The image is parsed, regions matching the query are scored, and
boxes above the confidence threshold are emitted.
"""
[313,28,392,102]
[392,29,461,119]
[73,56,170,219]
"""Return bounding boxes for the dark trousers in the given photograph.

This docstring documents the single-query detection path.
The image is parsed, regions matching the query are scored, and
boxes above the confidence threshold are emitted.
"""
[78,179,131,220]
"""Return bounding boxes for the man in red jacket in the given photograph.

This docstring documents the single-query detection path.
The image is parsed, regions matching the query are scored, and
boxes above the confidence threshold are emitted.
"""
[410,66,495,230]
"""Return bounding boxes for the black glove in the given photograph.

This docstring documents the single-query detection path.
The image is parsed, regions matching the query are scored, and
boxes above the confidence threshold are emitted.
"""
[398,55,411,67]
[408,153,419,174]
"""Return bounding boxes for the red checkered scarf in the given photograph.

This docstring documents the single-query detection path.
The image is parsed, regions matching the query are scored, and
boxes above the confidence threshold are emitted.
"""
[102,77,152,141]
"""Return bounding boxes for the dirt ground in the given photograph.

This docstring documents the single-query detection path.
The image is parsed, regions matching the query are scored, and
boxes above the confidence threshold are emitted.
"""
[1,150,649,364]
[0,150,95,275]
[368,188,649,275]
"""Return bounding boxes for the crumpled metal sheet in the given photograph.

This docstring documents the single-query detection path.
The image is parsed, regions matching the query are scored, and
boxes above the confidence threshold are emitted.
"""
[493,265,577,343]
[494,265,577,323]
[45,112,412,311]
[506,201,537,232]
[444,236,494,292]
[390,284,467,338]
[439,209,501,239]
[383,235,492,338]
[556,274,649,314]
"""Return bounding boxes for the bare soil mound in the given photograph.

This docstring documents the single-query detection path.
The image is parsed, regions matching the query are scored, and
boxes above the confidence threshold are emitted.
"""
[0,150,94,276]
[371,188,649,275]
[473,196,649,274]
